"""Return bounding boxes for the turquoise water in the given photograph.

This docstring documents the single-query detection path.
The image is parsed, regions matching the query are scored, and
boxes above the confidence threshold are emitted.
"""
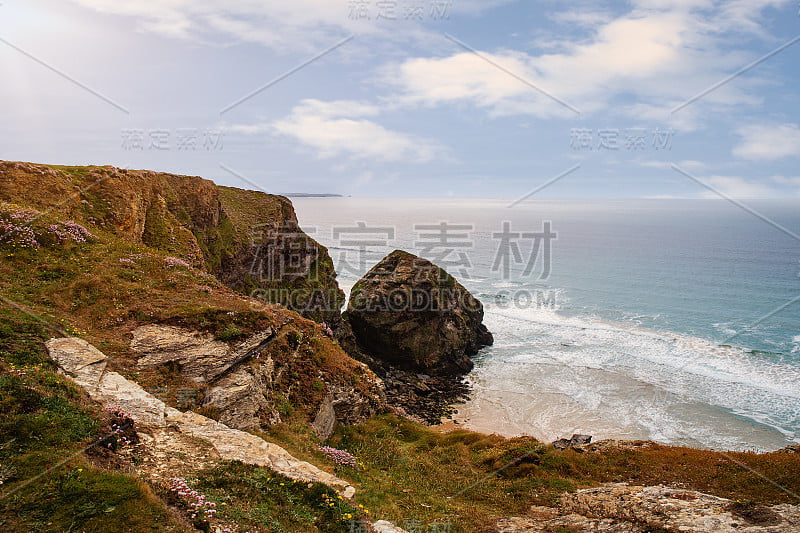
[293,198,800,451]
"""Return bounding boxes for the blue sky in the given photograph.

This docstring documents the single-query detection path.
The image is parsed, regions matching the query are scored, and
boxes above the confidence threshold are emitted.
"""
[1,0,799,198]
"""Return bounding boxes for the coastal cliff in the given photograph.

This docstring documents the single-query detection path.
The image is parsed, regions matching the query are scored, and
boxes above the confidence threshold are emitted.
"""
[1,161,799,533]
[0,161,343,322]
[0,161,380,433]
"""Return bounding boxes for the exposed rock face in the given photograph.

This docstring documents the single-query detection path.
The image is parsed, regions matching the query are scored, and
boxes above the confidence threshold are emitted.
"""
[778,443,800,454]
[496,483,800,532]
[372,520,410,533]
[312,394,338,440]
[0,161,343,322]
[567,439,655,454]
[204,364,279,429]
[130,324,385,432]
[45,336,356,498]
[552,434,592,450]
[131,324,274,384]
[347,250,493,376]
[214,186,344,324]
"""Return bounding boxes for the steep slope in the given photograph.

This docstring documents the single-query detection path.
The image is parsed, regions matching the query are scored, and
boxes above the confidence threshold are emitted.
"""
[0,161,344,322]
[0,160,382,432]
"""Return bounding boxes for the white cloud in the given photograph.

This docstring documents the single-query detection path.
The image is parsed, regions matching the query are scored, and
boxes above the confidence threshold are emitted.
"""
[715,0,791,37]
[638,160,673,170]
[268,99,443,162]
[771,175,800,196]
[733,123,800,160]
[384,2,786,124]
[224,123,272,136]
[701,175,778,198]
[548,8,614,28]
[388,12,697,118]
[639,159,706,170]
[387,50,578,118]
[70,0,369,50]
[771,175,800,186]
[679,160,707,171]
[69,0,514,51]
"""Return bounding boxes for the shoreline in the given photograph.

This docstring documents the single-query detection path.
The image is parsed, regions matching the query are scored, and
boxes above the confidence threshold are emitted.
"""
[432,400,799,454]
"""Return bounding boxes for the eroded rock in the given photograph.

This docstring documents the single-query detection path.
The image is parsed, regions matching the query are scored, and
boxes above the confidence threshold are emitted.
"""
[203,363,277,430]
[496,483,800,532]
[131,324,273,383]
[372,520,410,533]
[312,393,338,440]
[131,323,386,434]
[552,434,592,450]
[46,336,356,498]
[347,250,493,376]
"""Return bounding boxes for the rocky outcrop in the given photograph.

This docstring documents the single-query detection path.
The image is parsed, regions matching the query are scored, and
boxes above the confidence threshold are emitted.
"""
[0,160,343,322]
[496,483,800,532]
[372,520,410,533]
[203,363,279,429]
[347,250,493,376]
[132,324,274,383]
[45,336,356,498]
[778,443,800,454]
[312,394,338,440]
[566,439,655,454]
[552,434,592,450]
[130,323,385,433]
[215,186,344,323]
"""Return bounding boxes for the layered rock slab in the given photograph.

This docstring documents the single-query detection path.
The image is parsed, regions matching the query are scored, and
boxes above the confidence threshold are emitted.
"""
[45,336,355,498]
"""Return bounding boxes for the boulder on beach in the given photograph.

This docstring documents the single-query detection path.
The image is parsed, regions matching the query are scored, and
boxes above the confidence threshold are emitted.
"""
[552,434,592,450]
[346,250,493,375]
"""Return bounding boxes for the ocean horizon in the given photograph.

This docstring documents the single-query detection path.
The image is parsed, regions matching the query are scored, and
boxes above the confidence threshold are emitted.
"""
[294,196,800,452]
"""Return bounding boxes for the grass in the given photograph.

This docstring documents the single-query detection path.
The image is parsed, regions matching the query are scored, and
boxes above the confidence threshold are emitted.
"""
[0,302,365,533]
[0,307,186,532]
[192,461,364,533]
[314,414,800,532]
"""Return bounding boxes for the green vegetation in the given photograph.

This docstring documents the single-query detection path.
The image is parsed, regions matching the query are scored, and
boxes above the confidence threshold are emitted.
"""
[327,415,800,531]
[0,308,184,532]
[194,461,363,533]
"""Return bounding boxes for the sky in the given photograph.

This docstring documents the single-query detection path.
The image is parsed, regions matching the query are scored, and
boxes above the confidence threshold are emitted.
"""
[1,0,799,198]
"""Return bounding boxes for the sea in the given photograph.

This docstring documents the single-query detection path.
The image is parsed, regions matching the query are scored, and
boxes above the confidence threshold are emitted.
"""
[292,197,800,452]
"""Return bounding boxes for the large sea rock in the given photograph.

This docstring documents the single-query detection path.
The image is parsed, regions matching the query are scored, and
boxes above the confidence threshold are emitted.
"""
[346,250,493,375]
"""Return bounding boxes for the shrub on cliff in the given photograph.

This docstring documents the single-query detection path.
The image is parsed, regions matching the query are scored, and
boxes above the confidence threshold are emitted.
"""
[0,201,95,249]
